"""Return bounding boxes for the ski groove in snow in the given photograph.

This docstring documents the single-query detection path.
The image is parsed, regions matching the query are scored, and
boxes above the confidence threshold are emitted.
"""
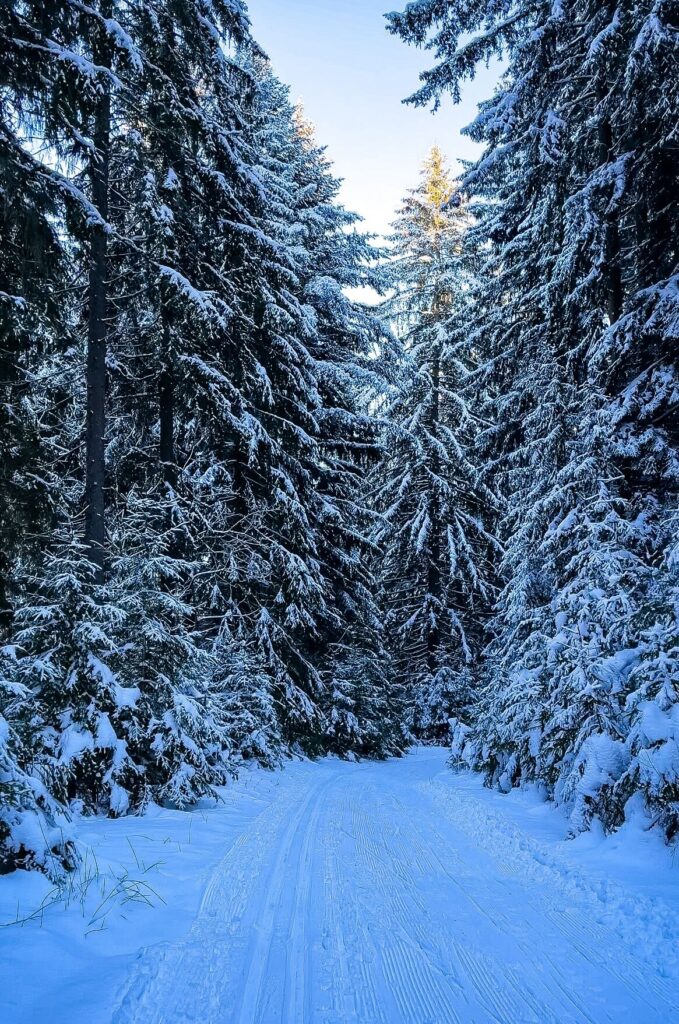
[113,750,676,1024]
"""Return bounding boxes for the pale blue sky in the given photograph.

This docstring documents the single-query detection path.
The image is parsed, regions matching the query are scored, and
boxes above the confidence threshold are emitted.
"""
[249,0,499,238]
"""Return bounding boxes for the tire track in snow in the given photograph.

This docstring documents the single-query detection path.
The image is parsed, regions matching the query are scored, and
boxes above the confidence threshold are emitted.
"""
[344,778,465,1024]
[112,768,332,1024]
[322,779,391,1024]
[283,772,323,1024]
[415,771,677,1019]
[236,772,333,1024]
[231,770,337,1019]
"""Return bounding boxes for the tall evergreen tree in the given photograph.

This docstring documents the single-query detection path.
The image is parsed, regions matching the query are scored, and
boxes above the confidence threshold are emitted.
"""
[240,63,405,756]
[3,0,263,820]
[0,4,83,631]
[388,0,679,834]
[374,149,498,740]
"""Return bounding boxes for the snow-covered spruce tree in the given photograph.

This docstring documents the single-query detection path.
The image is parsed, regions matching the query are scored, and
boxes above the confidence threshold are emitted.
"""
[468,12,652,825]
[0,217,74,870]
[109,496,236,808]
[0,0,124,851]
[248,66,407,757]
[12,532,142,814]
[105,4,301,782]
[585,2,679,834]
[299,154,407,757]
[146,52,330,756]
[0,154,64,637]
[194,66,330,755]
[614,516,679,839]
[13,499,225,818]
[480,421,659,832]
[402,2,605,790]
[0,5,86,866]
[102,5,277,781]
[210,627,280,767]
[374,149,499,741]
[0,4,92,633]
[388,0,679,834]
[1,1,136,817]
[3,1,271,814]
[0,645,76,877]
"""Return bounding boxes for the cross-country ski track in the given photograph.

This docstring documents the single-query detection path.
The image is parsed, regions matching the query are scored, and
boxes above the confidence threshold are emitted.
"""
[107,748,677,1024]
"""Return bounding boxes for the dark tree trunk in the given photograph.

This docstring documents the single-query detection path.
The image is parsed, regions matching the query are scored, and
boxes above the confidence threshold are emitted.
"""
[84,18,111,582]
[0,560,12,635]
[597,91,623,325]
[159,303,176,488]
[427,338,442,676]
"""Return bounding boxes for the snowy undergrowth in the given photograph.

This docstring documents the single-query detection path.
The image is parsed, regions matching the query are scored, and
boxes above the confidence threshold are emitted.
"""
[418,758,679,983]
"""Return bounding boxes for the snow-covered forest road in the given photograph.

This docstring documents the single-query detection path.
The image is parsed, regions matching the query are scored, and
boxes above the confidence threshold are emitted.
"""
[111,749,676,1024]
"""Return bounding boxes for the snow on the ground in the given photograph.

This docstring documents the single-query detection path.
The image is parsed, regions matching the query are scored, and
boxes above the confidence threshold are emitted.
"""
[1,748,677,1024]
[418,762,679,984]
[0,762,320,1024]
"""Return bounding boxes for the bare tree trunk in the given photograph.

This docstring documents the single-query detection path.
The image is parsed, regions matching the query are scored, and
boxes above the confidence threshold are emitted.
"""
[427,337,442,676]
[597,83,623,325]
[84,12,111,581]
[0,561,12,635]
[159,302,176,488]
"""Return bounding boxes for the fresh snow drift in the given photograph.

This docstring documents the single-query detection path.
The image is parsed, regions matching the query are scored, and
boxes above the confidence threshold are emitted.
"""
[1,749,677,1024]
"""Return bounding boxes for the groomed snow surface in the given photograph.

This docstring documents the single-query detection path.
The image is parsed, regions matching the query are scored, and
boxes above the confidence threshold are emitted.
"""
[1,749,677,1024]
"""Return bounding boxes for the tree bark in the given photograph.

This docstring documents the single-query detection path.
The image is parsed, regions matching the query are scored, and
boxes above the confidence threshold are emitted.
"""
[84,14,111,582]
[427,337,442,676]
[0,560,12,635]
[159,302,176,488]
[597,89,623,325]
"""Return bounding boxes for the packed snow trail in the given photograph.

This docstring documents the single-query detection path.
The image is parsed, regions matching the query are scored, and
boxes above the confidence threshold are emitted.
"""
[113,750,676,1024]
